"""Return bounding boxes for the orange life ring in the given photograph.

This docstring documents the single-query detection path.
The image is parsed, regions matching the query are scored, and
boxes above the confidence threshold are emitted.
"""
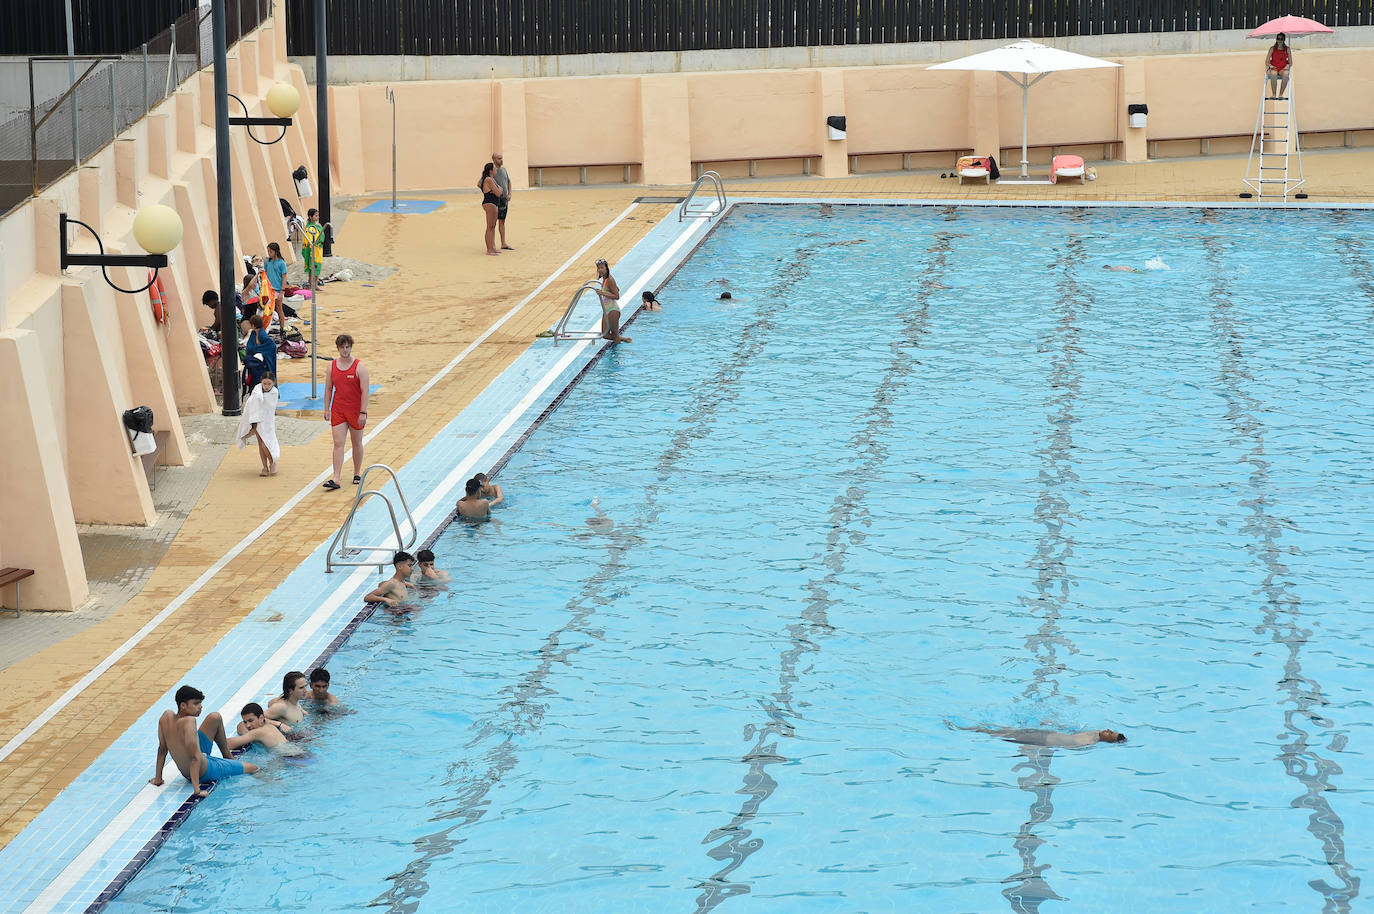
[148,270,168,324]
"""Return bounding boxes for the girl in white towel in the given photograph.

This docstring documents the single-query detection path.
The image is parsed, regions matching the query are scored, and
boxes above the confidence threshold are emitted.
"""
[237,373,280,476]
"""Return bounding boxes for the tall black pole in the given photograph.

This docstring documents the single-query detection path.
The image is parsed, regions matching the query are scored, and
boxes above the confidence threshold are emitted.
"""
[213,0,241,414]
[316,0,332,256]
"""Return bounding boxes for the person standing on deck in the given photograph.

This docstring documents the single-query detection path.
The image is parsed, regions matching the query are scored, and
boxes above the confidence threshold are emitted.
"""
[492,152,514,251]
[322,333,369,490]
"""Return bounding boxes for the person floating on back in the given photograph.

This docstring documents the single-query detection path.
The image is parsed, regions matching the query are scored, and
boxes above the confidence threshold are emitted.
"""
[958,723,1127,748]
[365,550,415,607]
[150,685,259,799]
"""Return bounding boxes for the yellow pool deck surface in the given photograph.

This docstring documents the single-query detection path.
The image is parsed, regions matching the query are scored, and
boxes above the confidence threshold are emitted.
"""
[3,148,1374,850]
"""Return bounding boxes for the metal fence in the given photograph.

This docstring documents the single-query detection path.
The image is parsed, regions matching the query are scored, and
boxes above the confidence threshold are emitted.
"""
[286,0,1374,56]
[1,0,194,55]
[1,1,272,216]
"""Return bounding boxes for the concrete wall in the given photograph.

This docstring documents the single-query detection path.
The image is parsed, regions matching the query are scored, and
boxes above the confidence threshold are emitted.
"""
[0,7,317,610]
[317,41,1374,195]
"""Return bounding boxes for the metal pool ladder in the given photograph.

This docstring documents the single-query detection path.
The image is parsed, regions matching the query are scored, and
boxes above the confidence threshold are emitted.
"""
[679,170,726,221]
[551,280,610,346]
[326,463,418,573]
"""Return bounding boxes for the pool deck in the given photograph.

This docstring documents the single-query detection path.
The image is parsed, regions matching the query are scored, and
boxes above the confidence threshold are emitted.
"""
[2,146,1373,860]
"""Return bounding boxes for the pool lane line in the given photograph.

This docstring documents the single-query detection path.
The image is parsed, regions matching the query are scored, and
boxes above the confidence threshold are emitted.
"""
[1201,237,1360,912]
[0,201,643,773]
[58,210,714,914]
[691,231,952,912]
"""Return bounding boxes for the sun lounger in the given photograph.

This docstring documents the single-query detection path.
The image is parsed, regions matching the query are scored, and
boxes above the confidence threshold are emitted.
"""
[956,155,992,184]
[1051,154,1086,184]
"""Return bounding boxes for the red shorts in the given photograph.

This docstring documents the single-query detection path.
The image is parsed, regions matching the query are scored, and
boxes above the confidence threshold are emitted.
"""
[331,409,363,430]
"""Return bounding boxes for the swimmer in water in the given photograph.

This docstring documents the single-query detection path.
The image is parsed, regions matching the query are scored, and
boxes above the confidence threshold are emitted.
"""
[232,702,289,748]
[641,290,661,311]
[959,724,1127,747]
[266,671,310,725]
[1103,264,1141,273]
[411,548,451,585]
[307,668,339,707]
[457,477,492,520]
[364,550,414,607]
[474,473,504,507]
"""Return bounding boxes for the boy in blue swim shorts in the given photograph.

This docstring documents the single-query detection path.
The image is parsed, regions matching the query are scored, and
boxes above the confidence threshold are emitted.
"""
[150,685,258,798]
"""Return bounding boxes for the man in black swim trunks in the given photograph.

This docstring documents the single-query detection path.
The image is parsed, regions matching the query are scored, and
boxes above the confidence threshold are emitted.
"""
[493,152,513,251]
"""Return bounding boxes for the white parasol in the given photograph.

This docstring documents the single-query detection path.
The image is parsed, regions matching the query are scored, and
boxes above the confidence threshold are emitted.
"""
[930,40,1122,180]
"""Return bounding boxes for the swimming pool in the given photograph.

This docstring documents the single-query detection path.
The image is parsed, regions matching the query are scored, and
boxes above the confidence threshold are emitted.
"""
[108,203,1373,912]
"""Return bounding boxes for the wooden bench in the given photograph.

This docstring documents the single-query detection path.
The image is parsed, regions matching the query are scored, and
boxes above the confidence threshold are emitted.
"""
[694,154,822,180]
[0,567,34,618]
[1150,127,1374,159]
[529,162,640,187]
[848,149,972,173]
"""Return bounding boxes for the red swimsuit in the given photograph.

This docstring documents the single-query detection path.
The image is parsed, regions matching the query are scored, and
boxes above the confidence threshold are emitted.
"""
[1269,47,1291,71]
[329,358,364,429]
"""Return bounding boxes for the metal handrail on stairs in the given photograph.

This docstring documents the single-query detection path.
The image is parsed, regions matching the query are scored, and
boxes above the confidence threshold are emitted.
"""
[325,463,418,573]
[551,280,609,346]
[679,170,726,221]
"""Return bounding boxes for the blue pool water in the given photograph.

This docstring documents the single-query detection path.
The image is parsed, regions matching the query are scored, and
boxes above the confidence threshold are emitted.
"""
[109,204,1374,912]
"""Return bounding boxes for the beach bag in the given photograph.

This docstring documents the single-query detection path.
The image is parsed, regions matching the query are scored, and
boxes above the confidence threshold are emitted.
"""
[281,337,308,358]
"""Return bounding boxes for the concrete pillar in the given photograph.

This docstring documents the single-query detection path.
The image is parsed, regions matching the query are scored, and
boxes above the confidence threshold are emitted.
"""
[244,132,293,262]
[1120,58,1148,163]
[230,132,270,259]
[148,113,171,179]
[174,180,216,320]
[60,281,157,526]
[970,71,1000,158]
[640,76,691,186]
[287,67,319,194]
[239,39,260,97]
[0,330,89,610]
[176,90,198,155]
[77,167,107,238]
[496,80,531,191]
[329,85,364,194]
[817,69,847,177]
[155,254,217,414]
[199,70,216,128]
[33,196,62,276]
[114,139,139,208]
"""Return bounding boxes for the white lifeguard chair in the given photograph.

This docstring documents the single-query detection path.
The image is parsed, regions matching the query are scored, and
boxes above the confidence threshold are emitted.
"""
[1241,75,1306,202]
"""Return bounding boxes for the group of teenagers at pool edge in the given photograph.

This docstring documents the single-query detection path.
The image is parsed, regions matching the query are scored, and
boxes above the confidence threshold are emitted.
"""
[150,542,467,794]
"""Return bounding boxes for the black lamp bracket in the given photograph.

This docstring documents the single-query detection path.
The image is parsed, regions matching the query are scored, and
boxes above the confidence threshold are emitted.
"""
[227,92,291,145]
[60,213,166,295]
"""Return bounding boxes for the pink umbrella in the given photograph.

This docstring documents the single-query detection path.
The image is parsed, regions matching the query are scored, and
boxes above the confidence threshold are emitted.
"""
[1247,15,1333,38]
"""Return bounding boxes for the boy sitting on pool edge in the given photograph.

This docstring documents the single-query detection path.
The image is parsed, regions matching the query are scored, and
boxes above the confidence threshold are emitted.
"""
[151,685,259,798]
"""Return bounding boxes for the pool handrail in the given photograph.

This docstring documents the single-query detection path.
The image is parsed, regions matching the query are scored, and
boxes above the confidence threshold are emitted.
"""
[679,170,726,221]
[325,463,418,572]
[551,280,609,346]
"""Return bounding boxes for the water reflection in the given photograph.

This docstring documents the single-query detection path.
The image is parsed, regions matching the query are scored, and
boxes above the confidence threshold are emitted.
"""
[1000,238,1091,909]
[693,232,955,912]
[1203,238,1360,913]
[1001,747,1066,913]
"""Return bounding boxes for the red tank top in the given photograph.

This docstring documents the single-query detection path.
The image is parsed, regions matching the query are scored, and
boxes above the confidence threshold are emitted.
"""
[330,358,363,414]
[1270,47,1290,70]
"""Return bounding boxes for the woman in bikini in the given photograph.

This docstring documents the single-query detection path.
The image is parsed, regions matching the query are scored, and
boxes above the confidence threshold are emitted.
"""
[479,163,502,256]
[594,258,632,344]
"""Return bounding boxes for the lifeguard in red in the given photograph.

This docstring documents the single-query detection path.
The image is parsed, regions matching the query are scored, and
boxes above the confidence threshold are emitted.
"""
[322,333,370,490]
[1266,33,1292,99]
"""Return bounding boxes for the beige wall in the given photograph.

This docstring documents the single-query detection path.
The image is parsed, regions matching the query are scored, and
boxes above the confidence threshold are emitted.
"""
[0,8,317,609]
[318,43,1374,195]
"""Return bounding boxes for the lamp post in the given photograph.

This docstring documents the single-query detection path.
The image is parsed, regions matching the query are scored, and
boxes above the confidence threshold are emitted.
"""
[211,0,237,415]
[59,203,183,292]
[317,0,332,257]
[212,0,299,416]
